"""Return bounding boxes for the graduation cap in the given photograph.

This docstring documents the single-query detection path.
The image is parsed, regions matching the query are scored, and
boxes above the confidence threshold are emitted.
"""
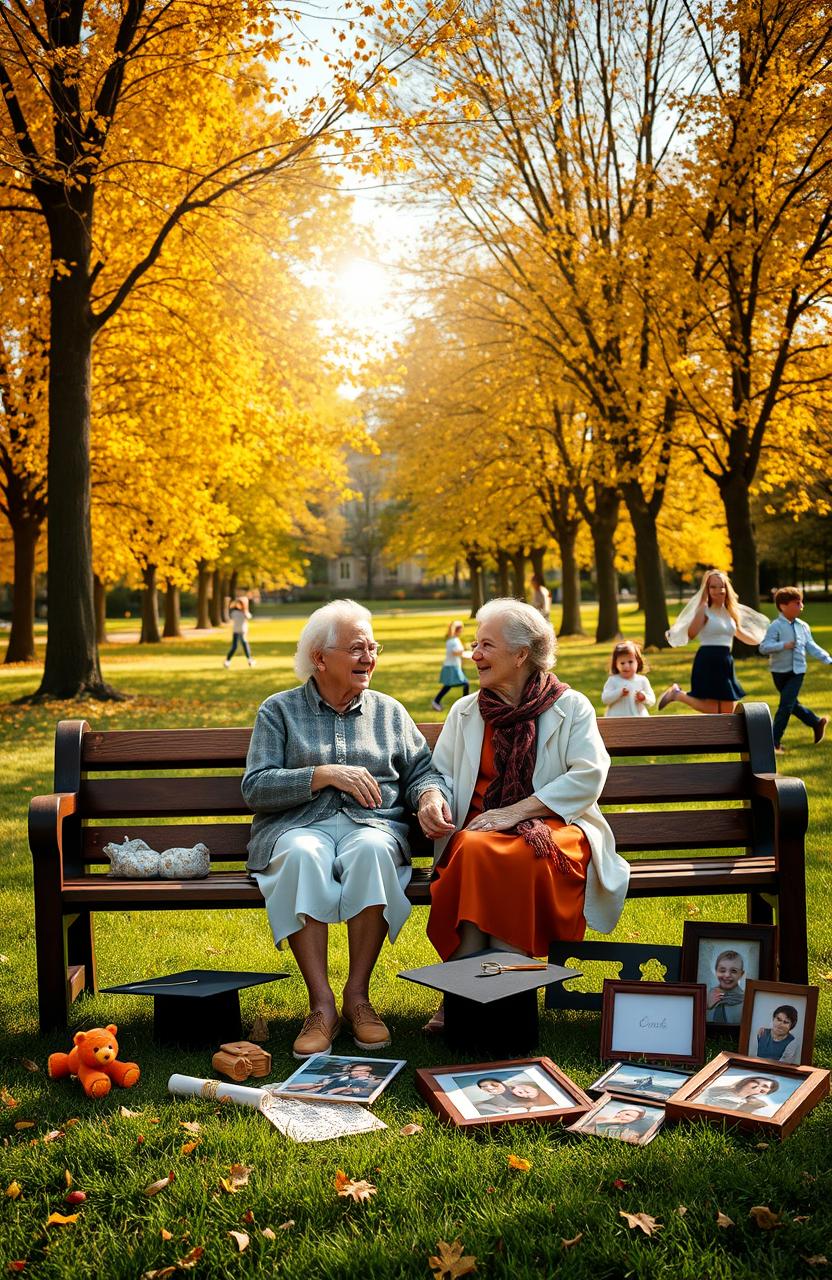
[399,950,580,1056]
[100,969,288,1047]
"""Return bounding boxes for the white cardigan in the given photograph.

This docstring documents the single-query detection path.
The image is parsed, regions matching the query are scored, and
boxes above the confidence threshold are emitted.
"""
[430,689,630,934]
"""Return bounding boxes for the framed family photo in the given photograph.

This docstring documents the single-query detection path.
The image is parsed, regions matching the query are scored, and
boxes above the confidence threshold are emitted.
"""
[589,1061,692,1104]
[567,1092,664,1146]
[738,980,819,1066]
[666,1052,830,1139]
[274,1054,406,1106]
[600,980,707,1065]
[680,922,777,1031]
[415,1058,591,1129]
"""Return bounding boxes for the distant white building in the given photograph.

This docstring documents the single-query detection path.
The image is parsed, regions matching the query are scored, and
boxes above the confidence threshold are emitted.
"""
[326,554,425,592]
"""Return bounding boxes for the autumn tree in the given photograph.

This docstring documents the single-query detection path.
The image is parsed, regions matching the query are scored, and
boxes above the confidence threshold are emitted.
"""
[0,0,464,698]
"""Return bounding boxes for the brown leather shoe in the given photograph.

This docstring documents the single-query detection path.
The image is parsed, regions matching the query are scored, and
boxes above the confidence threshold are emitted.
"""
[292,1010,341,1060]
[814,716,828,745]
[342,1001,391,1050]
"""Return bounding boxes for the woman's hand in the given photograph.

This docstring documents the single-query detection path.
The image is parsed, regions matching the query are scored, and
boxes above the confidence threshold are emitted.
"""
[466,805,524,832]
[312,764,382,808]
[417,790,455,838]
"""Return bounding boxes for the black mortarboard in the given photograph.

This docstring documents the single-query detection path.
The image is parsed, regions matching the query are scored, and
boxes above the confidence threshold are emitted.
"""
[399,950,580,1056]
[101,969,288,1046]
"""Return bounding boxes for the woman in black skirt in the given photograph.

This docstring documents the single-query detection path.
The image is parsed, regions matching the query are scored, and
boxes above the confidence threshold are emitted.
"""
[658,570,768,714]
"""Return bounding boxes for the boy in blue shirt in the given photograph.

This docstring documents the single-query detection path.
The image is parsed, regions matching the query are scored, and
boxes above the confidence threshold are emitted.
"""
[759,586,831,753]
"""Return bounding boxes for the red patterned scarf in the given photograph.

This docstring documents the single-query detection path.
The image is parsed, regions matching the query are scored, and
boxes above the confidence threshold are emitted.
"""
[478,669,573,871]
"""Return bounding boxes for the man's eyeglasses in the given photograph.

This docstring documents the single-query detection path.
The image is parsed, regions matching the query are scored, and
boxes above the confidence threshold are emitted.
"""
[326,644,383,660]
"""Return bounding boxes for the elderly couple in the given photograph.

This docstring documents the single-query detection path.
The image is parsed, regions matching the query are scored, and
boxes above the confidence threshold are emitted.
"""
[243,598,629,1059]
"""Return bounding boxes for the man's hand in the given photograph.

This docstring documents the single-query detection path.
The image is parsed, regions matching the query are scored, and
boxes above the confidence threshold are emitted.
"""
[783,640,796,650]
[417,790,455,838]
[312,764,382,808]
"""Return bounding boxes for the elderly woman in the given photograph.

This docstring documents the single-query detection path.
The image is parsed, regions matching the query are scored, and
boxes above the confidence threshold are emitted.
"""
[425,600,629,1023]
[242,600,452,1059]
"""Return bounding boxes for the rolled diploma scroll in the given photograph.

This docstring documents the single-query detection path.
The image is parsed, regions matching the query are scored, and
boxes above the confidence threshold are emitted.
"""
[168,1073,271,1109]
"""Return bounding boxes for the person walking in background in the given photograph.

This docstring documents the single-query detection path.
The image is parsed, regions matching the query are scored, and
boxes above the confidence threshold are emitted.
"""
[601,640,655,717]
[431,620,471,712]
[758,586,830,754]
[224,596,255,668]
[658,569,768,714]
[530,574,551,618]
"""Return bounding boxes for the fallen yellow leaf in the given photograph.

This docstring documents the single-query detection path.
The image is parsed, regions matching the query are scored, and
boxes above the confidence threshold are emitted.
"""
[802,1257,828,1268]
[429,1238,477,1279]
[13,1122,34,1131]
[261,1227,277,1240]
[399,1123,424,1136]
[716,1211,734,1228]
[220,1163,252,1193]
[177,1246,204,1269]
[749,1205,783,1230]
[619,1211,662,1236]
[119,1106,142,1118]
[160,1228,173,1241]
[278,1220,295,1230]
[5,1182,22,1200]
[43,1130,64,1144]
[334,1170,377,1203]
[19,1059,40,1073]
[64,1170,72,1188]
[507,1154,531,1172]
[180,1141,200,1155]
[179,1121,201,1135]
[228,1231,249,1252]
[45,1212,79,1226]
[561,1233,583,1249]
[1,1087,18,1108]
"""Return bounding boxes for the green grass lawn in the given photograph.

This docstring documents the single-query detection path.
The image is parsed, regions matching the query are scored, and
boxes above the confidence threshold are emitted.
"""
[1,603,831,1279]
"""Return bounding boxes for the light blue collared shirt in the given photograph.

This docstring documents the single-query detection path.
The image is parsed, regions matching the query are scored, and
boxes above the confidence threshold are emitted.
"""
[758,615,832,674]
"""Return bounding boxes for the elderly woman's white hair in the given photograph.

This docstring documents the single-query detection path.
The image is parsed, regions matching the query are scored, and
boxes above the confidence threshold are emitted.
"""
[294,599,373,680]
[476,598,556,673]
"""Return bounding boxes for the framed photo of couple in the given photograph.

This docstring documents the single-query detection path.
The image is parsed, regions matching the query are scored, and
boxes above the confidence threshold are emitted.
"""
[415,1058,591,1129]
[666,1052,829,1140]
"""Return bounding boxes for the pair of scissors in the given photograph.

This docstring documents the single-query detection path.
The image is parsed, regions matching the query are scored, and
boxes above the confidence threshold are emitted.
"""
[478,961,548,977]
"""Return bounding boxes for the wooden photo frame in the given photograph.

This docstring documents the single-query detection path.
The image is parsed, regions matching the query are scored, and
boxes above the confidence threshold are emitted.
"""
[738,980,819,1066]
[600,980,707,1065]
[589,1061,692,1104]
[566,1092,665,1146]
[414,1057,592,1129]
[666,1052,830,1140]
[680,922,777,1033]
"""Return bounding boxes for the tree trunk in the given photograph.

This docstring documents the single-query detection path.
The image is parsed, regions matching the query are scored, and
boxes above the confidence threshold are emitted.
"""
[4,515,39,663]
[496,549,511,597]
[529,546,546,583]
[510,549,526,599]
[196,560,212,628]
[34,204,117,698]
[466,552,484,616]
[452,560,460,594]
[590,486,621,643]
[93,574,108,646]
[163,581,182,638]
[140,564,161,643]
[555,524,584,636]
[718,472,760,609]
[229,570,238,601]
[219,574,230,623]
[622,486,669,648]
[209,567,221,627]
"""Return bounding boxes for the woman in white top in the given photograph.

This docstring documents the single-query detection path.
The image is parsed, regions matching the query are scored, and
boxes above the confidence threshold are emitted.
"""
[431,621,471,711]
[224,596,255,668]
[601,641,656,717]
[658,570,767,714]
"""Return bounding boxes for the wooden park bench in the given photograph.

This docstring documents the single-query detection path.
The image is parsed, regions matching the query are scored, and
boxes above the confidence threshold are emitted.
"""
[30,705,809,1031]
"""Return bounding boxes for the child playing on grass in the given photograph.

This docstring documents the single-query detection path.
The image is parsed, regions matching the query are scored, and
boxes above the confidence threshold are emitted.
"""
[431,620,471,711]
[758,586,830,754]
[708,949,746,1025]
[224,597,255,668]
[601,640,656,717]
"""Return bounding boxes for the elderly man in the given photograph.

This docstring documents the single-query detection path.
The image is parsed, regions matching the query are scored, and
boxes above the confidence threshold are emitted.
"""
[243,599,453,1059]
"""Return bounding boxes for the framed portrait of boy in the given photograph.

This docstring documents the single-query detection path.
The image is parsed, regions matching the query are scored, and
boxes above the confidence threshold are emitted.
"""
[600,980,707,1065]
[738,980,819,1066]
[680,922,777,1033]
[665,1052,830,1140]
[566,1092,665,1146]
[414,1057,591,1129]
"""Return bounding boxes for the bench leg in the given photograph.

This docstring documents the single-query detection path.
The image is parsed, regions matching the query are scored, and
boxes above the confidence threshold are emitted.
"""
[34,903,70,1032]
[66,911,97,998]
[775,842,809,985]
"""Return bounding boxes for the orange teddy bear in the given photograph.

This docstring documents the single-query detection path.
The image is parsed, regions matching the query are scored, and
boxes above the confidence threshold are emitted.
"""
[48,1025,140,1098]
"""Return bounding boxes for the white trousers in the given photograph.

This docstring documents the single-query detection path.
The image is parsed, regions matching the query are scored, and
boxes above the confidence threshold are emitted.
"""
[253,814,412,946]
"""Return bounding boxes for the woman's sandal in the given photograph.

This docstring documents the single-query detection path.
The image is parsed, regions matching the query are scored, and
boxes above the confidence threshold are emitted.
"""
[421,1003,445,1034]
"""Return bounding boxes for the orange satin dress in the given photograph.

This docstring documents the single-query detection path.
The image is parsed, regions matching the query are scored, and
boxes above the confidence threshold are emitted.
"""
[427,724,591,960]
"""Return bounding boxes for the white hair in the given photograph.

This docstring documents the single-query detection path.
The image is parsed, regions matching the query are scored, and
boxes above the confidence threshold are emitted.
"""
[476,598,556,672]
[294,600,373,680]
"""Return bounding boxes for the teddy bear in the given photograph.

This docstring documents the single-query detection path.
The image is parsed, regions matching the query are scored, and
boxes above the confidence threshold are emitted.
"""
[48,1025,141,1098]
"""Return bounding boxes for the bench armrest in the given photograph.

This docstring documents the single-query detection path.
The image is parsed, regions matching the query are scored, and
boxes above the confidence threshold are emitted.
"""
[29,793,79,883]
[751,772,808,840]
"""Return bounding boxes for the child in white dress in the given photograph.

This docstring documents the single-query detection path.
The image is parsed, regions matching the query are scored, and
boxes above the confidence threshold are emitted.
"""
[601,640,656,718]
